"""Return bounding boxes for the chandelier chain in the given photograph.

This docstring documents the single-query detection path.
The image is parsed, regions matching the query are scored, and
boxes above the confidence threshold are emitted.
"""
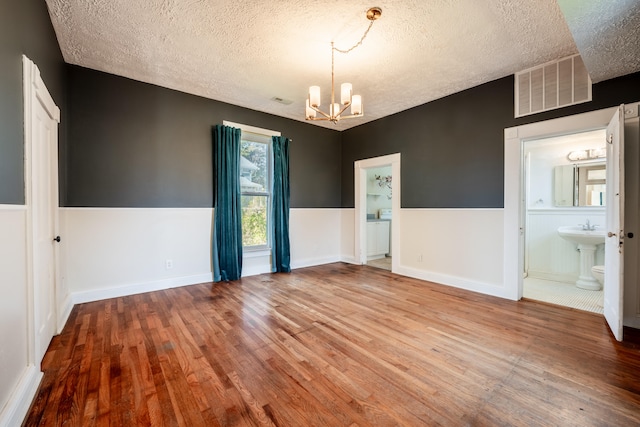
[333,20,375,54]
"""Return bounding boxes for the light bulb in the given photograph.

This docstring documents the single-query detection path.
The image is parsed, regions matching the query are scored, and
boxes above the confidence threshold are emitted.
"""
[351,95,362,115]
[341,83,352,105]
[305,99,316,119]
[309,86,321,108]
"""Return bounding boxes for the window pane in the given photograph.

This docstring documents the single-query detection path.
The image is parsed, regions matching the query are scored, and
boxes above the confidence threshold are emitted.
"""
[240,140,268,192]
[242,195,268,247]
[587,168,606,180]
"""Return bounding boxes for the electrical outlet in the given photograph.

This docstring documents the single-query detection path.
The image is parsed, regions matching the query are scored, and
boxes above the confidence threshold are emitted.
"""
[165,259,173,269]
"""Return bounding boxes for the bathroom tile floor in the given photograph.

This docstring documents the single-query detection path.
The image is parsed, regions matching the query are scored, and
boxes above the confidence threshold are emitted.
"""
[523,277,604,314]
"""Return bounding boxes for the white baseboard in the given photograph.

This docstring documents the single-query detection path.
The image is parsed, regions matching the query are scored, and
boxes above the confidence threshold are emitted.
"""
[291,255,341,270]
[241,264,271,277]
[340,255,359,265]
[0,365,42,427]
[395,265,514,300]
[70,256,344,304]
[57,292,73,333]
[71,273,213,304]
[526,270,577,284]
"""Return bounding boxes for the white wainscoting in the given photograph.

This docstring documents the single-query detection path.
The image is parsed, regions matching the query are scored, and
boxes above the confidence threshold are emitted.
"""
[289,208,343,268]
[62,208,215,303]
[526,209,605,282]
[61,208,346,303]
[395,209,508,298]
[340,208,356,264]
[0,206,41,427]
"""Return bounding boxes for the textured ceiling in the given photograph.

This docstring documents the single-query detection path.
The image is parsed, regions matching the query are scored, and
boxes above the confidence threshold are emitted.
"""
[45,0,640,131]
[557,0,640,83]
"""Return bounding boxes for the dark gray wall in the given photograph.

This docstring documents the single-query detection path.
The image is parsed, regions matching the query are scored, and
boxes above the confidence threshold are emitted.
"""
[65,66,342,208]
[0,0,66,204]
[341,72,640,208]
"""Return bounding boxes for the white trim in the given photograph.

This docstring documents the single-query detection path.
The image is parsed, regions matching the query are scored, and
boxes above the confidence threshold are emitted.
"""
[71,273,214,305]
[59,207,213,212]
[0,204,27,210]
[401,208,503,212]
[395,265,511,299]
[340,255,359,265]
[22,55,37,367]
[354,153,401,273]
[243,249,271,259]
[23,54,62,368]
[57,293,73,333]
[222,120,281,136]
[291,255,342,270]
[0,366,42,427]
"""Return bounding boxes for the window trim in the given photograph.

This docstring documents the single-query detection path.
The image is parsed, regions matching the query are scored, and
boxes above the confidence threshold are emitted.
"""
[223,121,281,253]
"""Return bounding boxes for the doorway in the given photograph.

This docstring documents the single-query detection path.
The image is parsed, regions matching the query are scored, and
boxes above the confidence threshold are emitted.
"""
[522,129,606,313]
[364,166,393,270]
[504,105,634,341]
[354,154,401,273]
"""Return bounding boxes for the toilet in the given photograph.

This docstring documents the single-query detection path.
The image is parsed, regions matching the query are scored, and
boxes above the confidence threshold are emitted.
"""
[591,265,605,288]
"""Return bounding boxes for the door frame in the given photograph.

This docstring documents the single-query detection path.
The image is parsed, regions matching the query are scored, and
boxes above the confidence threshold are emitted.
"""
[23,55,61,365]
[503,104,639,308]
[354,153,401,271]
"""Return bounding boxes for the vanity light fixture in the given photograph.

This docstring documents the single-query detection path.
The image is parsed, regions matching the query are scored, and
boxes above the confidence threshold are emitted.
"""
[567,147,606,161]
[305,7,382,124]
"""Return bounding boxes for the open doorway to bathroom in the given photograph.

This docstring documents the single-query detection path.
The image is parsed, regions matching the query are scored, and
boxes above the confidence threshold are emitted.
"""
[523,129,607,314]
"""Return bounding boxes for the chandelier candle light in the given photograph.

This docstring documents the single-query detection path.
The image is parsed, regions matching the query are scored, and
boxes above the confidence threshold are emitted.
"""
[305,7,382,123]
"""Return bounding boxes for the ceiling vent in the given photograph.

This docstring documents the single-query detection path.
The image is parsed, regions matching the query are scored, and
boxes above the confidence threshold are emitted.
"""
[515,54,592,118]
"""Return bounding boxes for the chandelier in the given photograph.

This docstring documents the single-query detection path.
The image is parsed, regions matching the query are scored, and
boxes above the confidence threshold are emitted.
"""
[305,7,382,123]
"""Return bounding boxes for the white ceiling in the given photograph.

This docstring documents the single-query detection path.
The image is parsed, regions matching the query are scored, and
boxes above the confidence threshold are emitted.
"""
[45,0,640,131]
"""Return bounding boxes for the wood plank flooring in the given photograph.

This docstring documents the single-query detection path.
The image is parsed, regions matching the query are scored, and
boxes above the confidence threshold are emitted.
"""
[24,263,640,426]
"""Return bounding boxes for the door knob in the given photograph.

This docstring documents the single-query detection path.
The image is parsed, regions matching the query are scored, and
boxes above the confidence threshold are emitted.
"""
[607,232,616,237]
[53,236,61,242]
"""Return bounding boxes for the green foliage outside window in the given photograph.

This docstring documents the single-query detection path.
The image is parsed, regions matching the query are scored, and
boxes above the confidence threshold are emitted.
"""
[242,197,267,247]
[240,137,269,247]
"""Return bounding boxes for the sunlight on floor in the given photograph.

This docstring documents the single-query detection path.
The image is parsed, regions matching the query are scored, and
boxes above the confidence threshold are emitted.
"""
[367,256,391,271]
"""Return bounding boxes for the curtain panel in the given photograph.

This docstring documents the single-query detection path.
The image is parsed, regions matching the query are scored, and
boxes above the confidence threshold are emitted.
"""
[271,136,291,273]
[212,125,243,281]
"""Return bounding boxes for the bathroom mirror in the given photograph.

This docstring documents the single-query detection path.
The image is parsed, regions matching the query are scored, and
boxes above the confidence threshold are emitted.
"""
[554,162,606,207]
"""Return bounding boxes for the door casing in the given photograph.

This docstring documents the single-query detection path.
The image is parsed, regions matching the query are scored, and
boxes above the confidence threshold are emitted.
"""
[23,55,61,365]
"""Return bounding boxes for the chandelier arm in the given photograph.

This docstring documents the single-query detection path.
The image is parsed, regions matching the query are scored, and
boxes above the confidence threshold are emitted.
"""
[335,112,363,119]
[310,105,332,120]
[336,103,350,116]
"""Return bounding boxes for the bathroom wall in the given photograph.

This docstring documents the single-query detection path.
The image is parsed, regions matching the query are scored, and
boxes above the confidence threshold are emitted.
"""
[366,166,392,217]
[525,131,607,282]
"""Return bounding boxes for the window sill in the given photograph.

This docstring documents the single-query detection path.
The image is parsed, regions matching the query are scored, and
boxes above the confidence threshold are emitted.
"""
[243,249,271,259]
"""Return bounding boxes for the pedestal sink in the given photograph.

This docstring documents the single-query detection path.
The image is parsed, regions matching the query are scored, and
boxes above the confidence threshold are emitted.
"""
[557,226,605,290]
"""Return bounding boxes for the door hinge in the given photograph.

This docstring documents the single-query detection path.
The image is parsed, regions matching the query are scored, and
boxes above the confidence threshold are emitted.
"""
[607,134,613,144]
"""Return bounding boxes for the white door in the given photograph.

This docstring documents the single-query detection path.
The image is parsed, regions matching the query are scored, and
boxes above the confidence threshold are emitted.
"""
[24,56,61,363]
[604,106,624,341]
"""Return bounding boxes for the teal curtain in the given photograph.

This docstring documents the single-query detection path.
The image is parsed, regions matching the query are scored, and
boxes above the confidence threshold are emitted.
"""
[271,136,291,272]
[212,125,243,281]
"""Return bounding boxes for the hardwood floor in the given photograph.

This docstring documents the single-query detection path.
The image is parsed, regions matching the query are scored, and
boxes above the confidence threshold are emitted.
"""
[24,263,640,426]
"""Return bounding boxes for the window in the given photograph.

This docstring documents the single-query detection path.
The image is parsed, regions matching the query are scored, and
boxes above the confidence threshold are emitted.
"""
[224,121,280,251]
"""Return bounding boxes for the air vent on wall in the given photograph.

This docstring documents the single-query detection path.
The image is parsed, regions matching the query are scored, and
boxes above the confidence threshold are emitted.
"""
[515,54,592,118]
